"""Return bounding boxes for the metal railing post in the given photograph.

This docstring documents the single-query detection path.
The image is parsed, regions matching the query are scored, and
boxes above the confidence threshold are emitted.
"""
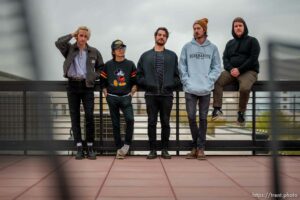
[99,89,103,155]
[252,91,256,155]
[176,90,180,155]
[23,90,27,155]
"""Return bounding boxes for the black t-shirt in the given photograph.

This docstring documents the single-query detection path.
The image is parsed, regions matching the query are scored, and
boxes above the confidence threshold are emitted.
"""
[100,59,137,95]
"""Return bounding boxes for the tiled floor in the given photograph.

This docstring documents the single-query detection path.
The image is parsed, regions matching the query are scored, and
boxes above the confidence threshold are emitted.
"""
[0,155,299,200]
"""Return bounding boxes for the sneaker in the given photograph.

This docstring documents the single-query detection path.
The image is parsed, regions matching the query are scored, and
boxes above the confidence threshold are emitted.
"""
[197,148,206,160]
[87,147,96,160]
[119,144,130,155]
[147,150,157,159]
[161,149,171,159]
[186,148,197,159]
[75,146,85,160]
[237,111,245,125]
[212,108,223,121]
[116,149,126,159]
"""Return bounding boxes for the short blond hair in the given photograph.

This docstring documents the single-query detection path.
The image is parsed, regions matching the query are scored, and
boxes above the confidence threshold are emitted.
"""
[75,26,91,39]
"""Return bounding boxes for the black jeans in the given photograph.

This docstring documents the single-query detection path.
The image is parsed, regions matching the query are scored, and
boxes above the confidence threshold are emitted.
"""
[106,95,134,149]
[145,95,173,150]
[185,93,210,149]
[67,80,95,145]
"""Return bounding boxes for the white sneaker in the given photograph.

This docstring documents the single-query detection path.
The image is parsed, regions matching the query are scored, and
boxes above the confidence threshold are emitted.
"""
[116,149,125,159]
[119,144,129,155]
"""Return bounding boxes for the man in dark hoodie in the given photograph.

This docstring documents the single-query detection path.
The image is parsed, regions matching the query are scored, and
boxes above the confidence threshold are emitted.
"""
[212,17,260,125]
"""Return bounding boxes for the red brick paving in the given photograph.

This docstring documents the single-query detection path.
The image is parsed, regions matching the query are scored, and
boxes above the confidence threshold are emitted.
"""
[0,155,299,200]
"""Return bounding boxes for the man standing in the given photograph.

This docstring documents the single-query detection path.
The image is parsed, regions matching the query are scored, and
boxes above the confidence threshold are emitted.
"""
[100,40,137,159]
[55,26,104,160]
[212,17,260,125]
[179,18,221,160]
[137,27,180,159]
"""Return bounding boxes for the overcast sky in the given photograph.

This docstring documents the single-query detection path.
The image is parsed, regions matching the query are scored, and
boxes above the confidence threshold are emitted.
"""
[1,0,300,80]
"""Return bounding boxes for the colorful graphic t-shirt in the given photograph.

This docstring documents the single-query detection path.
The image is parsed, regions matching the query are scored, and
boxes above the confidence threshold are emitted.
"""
[100,59,137,95]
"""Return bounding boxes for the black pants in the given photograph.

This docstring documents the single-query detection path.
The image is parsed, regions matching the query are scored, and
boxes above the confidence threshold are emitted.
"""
[67,80,95,145]
[106,95,134,149]
[145,95,173,150]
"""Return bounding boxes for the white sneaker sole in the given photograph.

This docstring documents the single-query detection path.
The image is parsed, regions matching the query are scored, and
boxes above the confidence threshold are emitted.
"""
[212,115,223,121]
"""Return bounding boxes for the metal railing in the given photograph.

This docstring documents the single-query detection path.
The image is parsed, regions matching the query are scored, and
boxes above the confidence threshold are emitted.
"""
[0,81,300,155]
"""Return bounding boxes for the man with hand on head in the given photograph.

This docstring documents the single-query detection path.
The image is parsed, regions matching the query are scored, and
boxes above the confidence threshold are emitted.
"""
[55,26,104,160]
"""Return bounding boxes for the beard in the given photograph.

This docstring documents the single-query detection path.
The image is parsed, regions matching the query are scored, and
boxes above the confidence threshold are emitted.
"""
[155,39,166,46]
[194,33,205,40]
[235,31,243,37]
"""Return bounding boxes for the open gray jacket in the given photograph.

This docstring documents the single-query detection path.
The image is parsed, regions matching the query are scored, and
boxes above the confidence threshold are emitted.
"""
[55,34,104,87]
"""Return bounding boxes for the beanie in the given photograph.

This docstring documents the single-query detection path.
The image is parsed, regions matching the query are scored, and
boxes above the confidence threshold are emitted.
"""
[193,18,208,34]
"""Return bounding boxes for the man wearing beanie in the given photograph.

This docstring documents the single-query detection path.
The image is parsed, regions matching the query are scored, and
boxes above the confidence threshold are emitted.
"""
[179,18,221,160]
[100,40,137,159]
[211,17,260,125]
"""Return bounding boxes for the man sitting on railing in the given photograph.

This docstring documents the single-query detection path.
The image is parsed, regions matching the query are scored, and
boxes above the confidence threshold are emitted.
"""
[212,17,260,126]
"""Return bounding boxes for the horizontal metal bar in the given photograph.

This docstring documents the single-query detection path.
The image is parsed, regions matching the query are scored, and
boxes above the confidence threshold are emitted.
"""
[0,81,300,91]
[1,140,300,151]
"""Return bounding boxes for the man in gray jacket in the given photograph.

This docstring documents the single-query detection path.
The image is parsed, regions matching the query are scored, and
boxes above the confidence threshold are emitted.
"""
[55,26,104,160]
[179,18,221,160]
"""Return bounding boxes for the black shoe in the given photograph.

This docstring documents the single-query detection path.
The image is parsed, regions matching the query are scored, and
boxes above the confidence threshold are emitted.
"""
[161,150,171,159]
[212,108,223,120]
[87,147,96,160]
[237,111,245,125]
[147,150,157,159]
[75,146,85,160]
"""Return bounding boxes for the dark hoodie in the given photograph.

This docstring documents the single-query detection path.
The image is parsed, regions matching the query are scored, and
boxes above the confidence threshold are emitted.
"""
[223,18,260,74]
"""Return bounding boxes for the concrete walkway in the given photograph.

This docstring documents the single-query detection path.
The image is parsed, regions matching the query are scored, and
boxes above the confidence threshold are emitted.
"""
[0,155,300,200]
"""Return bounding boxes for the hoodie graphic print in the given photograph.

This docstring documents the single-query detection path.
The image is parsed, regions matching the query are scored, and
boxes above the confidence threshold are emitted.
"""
[179,39,221,96]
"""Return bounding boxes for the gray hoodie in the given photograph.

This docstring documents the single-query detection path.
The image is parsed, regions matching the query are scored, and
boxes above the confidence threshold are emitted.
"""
[179,38,221,96]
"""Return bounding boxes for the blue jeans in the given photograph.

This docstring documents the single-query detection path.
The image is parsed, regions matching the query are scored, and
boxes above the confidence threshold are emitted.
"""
[145,95,173,150]
[67,80,95,145]
[185,93,210,149]
[106,95,134,149]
